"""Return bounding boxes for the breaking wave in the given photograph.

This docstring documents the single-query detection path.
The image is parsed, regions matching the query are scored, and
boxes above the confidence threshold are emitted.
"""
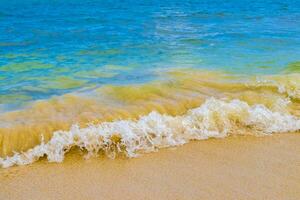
[1,97,300,168]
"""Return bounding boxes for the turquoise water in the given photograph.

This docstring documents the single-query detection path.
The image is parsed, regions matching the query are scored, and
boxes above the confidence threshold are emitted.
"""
[2,0,300,167]
[1,0,300,108]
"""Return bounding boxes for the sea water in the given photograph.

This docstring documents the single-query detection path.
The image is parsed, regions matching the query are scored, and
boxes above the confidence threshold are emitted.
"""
[1,0,300,167]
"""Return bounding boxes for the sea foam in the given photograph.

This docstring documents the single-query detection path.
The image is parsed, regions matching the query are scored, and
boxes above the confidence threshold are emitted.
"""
[1,98,299,168]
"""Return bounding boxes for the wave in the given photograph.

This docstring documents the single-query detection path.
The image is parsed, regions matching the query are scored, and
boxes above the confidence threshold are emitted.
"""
[1,97,300,168]
[1,69,300,168]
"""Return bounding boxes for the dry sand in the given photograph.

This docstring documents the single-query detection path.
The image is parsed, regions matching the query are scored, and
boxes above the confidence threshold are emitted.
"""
[0,134,299,200]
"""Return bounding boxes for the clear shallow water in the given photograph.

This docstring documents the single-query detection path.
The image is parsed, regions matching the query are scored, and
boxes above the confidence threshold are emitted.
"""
[1,0,300,108]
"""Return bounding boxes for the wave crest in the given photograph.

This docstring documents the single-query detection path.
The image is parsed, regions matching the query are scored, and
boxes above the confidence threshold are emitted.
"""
[1,98,299,168]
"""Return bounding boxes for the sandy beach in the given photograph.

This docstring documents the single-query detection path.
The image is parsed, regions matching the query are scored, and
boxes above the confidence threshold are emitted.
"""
[1,134,299,200]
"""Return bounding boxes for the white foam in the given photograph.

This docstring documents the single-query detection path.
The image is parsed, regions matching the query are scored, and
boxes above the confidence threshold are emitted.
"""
[1,98,300,168]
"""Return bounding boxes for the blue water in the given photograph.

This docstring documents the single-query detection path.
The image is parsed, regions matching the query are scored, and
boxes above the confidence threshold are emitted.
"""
[1,0,300,108]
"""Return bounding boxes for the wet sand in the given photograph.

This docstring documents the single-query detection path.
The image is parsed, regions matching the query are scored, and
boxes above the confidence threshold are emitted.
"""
[0,134,299,200]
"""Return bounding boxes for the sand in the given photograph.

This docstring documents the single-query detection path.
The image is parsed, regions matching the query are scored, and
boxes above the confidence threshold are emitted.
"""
[0,134,299,200]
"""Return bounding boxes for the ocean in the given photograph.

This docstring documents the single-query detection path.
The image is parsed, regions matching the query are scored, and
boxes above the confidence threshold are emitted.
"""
[1,0,300,167]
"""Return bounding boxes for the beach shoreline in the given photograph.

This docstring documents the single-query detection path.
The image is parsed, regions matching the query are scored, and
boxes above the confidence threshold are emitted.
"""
[1,134,299,200]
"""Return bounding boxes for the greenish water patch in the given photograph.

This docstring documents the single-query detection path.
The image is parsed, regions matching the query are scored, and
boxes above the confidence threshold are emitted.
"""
[50,67,71,75]
[0,75,6,81]
[77,48,122,56]
[284,61,300,73]
[0,94,32,104]
[257,65,272,69]
[180,38,205,45]
[2,53,45,59]
[0,62,54,73]
[15,85,49,93]
[41,76,87,90]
